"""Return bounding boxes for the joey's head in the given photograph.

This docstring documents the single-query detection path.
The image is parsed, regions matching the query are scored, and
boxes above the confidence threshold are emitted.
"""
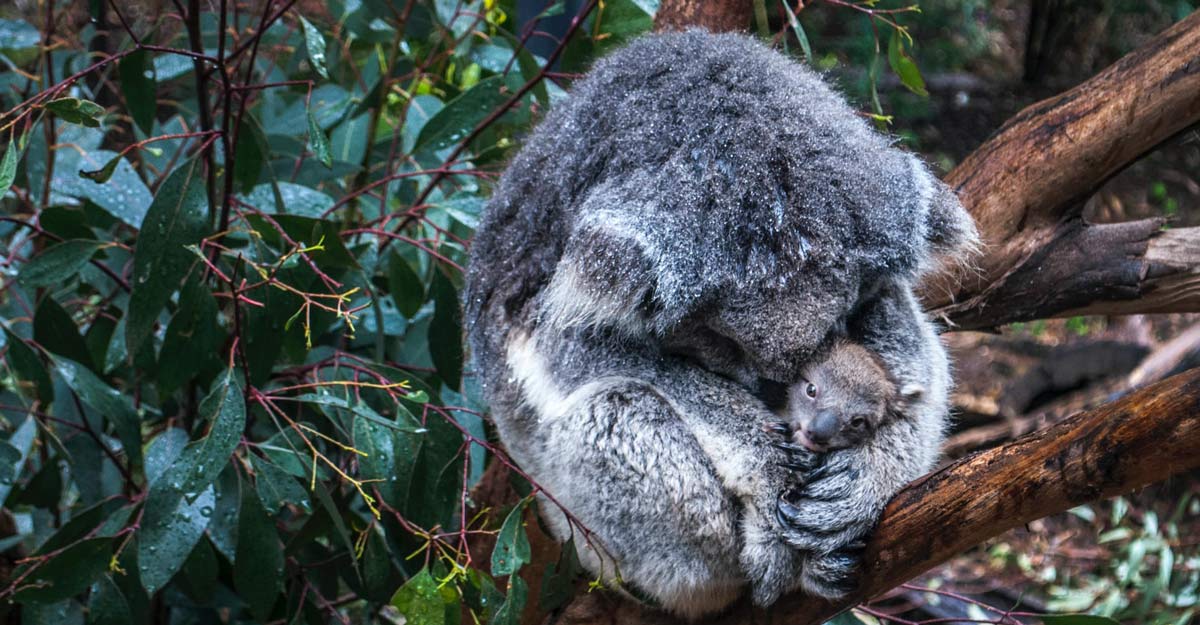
[785,341,900,452]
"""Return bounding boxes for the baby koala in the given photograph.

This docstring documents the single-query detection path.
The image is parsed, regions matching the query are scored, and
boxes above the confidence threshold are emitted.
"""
[761,340,917,453]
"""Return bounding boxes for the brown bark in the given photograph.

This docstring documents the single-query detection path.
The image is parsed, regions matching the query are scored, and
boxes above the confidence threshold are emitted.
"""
[653,0,751,33]
[923,10,1200,328]
[550,367,1200,625]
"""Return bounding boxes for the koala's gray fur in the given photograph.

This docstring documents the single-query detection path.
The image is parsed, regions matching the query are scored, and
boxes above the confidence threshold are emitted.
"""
[464,30,977,618]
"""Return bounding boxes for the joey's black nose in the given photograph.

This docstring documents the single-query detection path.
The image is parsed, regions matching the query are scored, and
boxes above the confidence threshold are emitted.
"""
[807,410,841,445]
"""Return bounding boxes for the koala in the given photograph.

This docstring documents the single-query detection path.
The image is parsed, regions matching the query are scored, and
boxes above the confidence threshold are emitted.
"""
[464,30,977,618]
[765,340,898,453]
[762,339,928,453]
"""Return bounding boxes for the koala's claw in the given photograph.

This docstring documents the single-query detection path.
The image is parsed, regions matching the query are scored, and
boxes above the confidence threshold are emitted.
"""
[774,491,807,527]
[805,547,864,597]
[764,421,793,436]
[771,440,808,454]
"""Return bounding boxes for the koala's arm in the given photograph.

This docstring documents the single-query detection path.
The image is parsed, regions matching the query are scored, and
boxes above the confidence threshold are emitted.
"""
[775,284,951,599]
[650,362,826,607]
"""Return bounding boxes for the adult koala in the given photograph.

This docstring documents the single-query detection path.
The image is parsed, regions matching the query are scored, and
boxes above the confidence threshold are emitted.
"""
[464,31,976,618]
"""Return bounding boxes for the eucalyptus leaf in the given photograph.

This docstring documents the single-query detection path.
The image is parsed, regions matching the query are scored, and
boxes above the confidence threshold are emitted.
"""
[127,158,210,356]
[299,15,329,79]
[118,49,156,135]
[19,240,106,288]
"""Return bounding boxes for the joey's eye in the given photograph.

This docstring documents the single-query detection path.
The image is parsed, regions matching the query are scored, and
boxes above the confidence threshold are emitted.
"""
[850,416,867,429]
[805,383,818,399]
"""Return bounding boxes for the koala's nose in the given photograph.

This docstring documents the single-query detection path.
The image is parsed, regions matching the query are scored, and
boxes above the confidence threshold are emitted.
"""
[806,410,841,446]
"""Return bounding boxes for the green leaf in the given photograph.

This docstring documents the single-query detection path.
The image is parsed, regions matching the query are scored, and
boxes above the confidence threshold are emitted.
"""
[249,453,310,514]
[87,575,132,625]
[490,575,527,625]
[0,137,19,196]
[53,148,152,228]
[137,367,242,593]
[52,355,142,468]
[241,182,334,217]
[539,536,582,612]
[491,498,531,576]
[413,75,517,154]
[178,537,218,601]
[137,482,215,594]
[388,253,425,318]
[298,15,329,79]
[208,464,241,562]
[12,538,113,604]
[887,30,928,97]
[19,240,106,288]
[0,442,21,484]
[35,297,92,367]
[234,115,266,193]
[428,267,463,390]
[234,484,284,621]
[117,49,156,135]
[43,97,105,128]
[391,567,446,625]
[0,417,35,507]
[0,18,40,52]
[3,327,53,403]
[78,153,122,183]
[352,406,418,510]
[780,0,812,62]
[157,274,223,394]
[144,428,188,487]
[1040,616,1122,625]
[307,106,333,168]
[177,366,247,494]
[126,158,210,356]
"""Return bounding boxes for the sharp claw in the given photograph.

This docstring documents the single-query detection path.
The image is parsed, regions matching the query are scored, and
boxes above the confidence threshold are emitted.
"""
[775,491,803,526]
[804,462,832,482]
[771,440,808,454]
[763,421,792,436]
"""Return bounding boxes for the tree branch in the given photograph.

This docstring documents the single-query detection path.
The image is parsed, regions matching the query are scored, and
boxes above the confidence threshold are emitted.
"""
[653,0,751,32]
[551,367,1200,625]
[923,10,1200,327]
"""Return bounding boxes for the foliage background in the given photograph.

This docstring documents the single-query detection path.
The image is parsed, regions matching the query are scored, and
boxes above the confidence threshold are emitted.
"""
[0,1,1197,624]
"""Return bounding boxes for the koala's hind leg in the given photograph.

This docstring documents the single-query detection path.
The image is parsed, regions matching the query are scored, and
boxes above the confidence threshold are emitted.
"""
[533,378,746,619]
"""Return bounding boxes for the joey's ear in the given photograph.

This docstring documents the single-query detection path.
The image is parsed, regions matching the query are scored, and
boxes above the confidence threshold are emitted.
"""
[540,219,656,335]
[912,157,980,262]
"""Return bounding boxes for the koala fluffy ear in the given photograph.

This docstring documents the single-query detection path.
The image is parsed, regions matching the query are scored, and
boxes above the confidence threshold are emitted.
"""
[912,156,980,263]
[540,218,656,335]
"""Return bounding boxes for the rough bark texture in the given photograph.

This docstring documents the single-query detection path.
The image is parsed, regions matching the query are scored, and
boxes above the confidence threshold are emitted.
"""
[653,0,751,33]
[924,10,1200,328]
[548,368,1200,625]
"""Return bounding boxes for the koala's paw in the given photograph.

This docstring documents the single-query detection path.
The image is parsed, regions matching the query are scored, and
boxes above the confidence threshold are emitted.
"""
[739,511,805,607]
[799,545,866,599]
[772,451,879,554]
[764,422,821,474]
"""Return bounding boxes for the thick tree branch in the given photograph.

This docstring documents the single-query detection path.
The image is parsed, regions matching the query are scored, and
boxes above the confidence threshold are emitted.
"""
[923,10,1200,327]
[653,0,750,33]
[552,367,1200,625]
